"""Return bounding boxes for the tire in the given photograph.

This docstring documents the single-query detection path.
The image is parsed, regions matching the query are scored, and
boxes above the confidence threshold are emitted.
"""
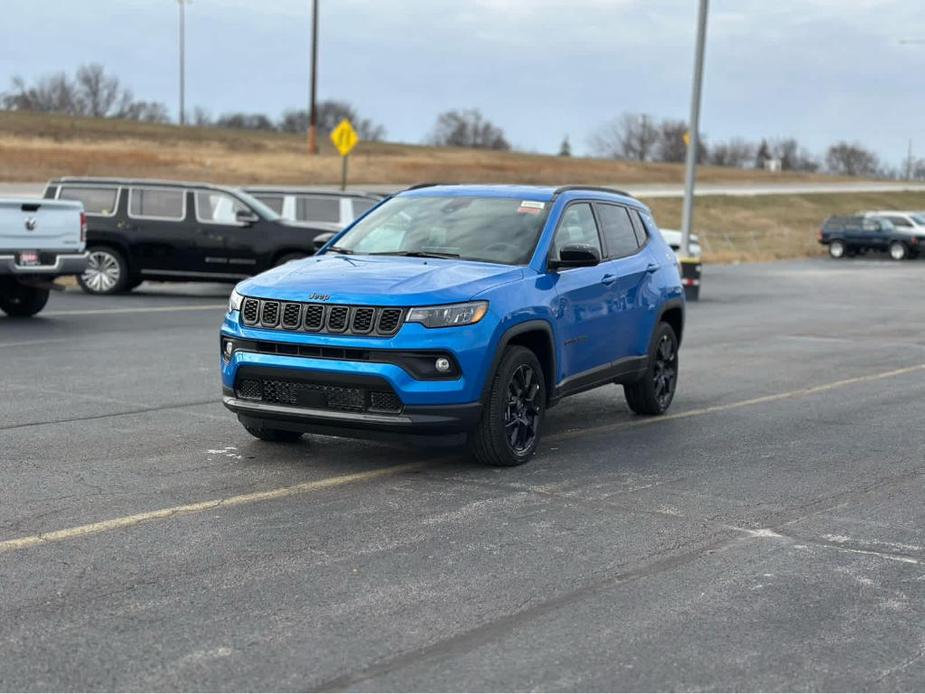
[78,246,130,294]
[275,253,307,267]
[624,322,679,416]
[242,423,304,443]
[889,241,909,261]
[0,283,50,317]
[828,240,846,259]
[470,345,546,467]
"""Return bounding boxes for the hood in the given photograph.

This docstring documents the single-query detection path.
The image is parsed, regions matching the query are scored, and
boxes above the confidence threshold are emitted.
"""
[238,254,524,305]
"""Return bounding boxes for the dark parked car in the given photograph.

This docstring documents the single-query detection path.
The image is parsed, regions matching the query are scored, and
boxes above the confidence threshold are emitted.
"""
[819,214,924,261]
[42,178,331,294]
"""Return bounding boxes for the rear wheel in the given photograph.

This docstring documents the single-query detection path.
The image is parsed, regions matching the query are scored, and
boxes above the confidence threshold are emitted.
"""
[470,346,546,467]
[828,240,846,259]
[79,247,130,294]
[624,322,679,416]
[889,241,909,261]
[0,282,50,317]
[242,423,304,443]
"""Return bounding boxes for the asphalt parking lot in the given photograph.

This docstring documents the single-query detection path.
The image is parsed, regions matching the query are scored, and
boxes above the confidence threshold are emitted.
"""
[2,257,924,691]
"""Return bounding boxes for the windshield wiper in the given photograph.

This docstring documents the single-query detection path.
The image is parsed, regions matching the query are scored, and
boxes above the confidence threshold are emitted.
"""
[369,250,460,259]
[326,246,354,255]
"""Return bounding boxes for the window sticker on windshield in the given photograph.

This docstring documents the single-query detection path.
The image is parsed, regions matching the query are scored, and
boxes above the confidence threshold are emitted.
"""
[517,200,545,215]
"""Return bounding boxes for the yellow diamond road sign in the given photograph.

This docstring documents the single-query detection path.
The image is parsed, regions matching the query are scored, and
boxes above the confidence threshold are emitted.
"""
[682,131,691,146]
[331,118,359,157]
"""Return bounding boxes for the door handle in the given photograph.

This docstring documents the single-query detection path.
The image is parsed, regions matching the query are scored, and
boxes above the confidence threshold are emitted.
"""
[646,262,659,274]
[601,273,618,285]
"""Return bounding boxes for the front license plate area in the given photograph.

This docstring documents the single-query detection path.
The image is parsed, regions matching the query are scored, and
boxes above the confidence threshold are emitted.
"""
[295,389,327,409]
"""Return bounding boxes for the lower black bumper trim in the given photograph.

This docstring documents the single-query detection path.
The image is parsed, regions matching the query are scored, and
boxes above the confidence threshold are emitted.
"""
[222,395,481,440]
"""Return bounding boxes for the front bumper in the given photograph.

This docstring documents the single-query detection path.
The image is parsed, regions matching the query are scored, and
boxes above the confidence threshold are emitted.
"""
[223,392,481,442]
[0,251,89,276]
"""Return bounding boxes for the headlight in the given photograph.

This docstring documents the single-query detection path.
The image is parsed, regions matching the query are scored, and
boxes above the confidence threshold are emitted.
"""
[228,288,243,313]
[406,301,488,328]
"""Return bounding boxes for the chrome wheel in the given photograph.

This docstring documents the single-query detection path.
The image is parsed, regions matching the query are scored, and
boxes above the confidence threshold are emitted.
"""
[82,250,122,293]
[652,333,677,410]
[889,242,907,261]
[504,364,541,454]
[828,240,845,259]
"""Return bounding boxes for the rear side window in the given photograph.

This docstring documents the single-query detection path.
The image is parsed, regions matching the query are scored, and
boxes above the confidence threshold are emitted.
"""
[58,186,118,215]
[129,188,185,220]
[254,194,284,215]
[629,209,649,246]
[552,203,602,258]
[196,191,249,224]
[296,196,340,223]
[886,216,911,227]
[595,203,640,258]
[352,199,377,218]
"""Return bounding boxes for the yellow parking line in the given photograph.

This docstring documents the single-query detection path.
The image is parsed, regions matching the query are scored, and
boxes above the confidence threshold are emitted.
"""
[550,363,925,442]
[1,363,923,555]
[0,463,422,554]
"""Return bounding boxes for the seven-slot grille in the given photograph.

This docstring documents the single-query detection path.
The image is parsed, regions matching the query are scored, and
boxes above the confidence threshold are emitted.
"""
[235,376,403,414]
[239,297,405,336]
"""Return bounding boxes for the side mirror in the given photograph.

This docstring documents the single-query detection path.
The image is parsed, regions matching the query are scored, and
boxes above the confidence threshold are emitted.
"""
[235,209,259,225]
[549,243,601,270]
[313,232,335,251]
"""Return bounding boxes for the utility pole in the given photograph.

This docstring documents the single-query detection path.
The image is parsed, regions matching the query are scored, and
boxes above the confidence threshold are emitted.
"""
[177,0,189,126]
[906,139,913,180]
[308,0,319,154]
[680,0,709,258]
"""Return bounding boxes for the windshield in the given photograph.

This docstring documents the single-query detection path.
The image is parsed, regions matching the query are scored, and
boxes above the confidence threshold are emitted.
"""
[325,195,549,264]
[233,189,282,221]
[911,214,925,226]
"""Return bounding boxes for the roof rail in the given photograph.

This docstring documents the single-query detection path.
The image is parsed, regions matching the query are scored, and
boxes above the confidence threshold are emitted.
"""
[551,185,634,198]
[402,182,444,191]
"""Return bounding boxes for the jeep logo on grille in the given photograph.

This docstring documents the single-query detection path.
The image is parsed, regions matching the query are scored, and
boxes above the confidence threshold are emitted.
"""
[309,292,331,301]
[24,217,37,231]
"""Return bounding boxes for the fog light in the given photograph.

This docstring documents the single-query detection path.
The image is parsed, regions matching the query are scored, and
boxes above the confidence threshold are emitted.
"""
[435,357,451,373]
[223,339,234,359]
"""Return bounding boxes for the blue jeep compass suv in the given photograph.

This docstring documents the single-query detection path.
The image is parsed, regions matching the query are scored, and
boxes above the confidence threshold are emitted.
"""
[221,184,684,466]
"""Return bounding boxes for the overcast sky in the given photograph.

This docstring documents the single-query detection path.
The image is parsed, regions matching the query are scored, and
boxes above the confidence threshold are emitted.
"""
[2,0,923,165]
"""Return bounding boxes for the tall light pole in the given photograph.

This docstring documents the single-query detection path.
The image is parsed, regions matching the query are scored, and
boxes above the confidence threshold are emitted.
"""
[308,0,319,154]
[680,0,709,258]
[177,0,190,126]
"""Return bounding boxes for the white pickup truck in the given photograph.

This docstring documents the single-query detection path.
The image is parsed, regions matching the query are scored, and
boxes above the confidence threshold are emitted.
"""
[0,198,89,317]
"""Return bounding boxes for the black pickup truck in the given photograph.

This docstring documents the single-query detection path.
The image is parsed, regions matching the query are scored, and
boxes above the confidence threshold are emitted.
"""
[819,215,924,261]
[42,178,332,294]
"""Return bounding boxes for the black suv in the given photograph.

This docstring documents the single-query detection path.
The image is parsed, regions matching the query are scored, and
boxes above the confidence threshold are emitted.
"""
[819,214,923,260]
[42,178,331,294]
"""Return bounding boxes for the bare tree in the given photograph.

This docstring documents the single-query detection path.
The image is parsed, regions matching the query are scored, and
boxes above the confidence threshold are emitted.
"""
[1,64,169,123]
[75,64,122,117]
[825,141,879,177]
[590,113,658,160]
[429,109,510,150]
[709,138,755,168]
[215,112,276,131]
[655,119,688,162]
[558,135,571,157]
[770,138,818,172]
[278,101,385,141]
[192,106,212,127]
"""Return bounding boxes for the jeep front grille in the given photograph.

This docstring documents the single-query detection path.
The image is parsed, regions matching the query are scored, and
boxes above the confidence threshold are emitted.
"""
[240,297,405,337]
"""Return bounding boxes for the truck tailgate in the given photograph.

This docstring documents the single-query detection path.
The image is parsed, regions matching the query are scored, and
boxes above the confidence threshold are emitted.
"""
[0,199,84,252]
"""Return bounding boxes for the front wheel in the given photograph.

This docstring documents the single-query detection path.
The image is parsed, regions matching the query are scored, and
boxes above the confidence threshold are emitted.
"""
[624,322,679,416]
[0,283,50,317]
[470,346,546,467]
[889,241,909,261]
[79,247,130,294]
